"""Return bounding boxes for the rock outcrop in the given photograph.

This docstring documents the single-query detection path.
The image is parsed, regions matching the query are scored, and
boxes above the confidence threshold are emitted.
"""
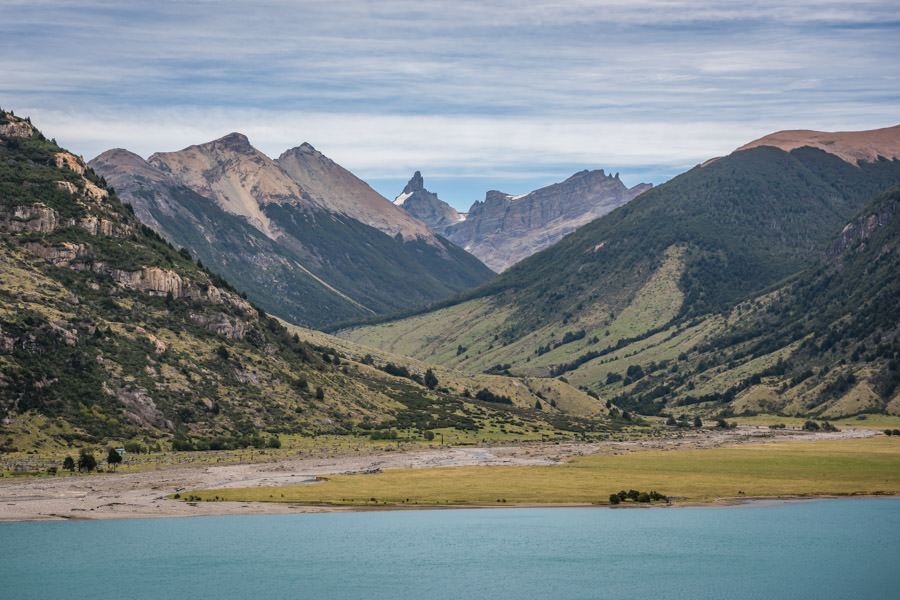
[829,200,897,258]
[109,266,185,297]
[2,205,62,233]
[0,119,36,138]
[54,152,87,175]
[1,203,128,237]
[189,311,249,339]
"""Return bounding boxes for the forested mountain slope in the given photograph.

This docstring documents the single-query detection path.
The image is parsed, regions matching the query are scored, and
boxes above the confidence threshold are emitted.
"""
[340,133,900,418]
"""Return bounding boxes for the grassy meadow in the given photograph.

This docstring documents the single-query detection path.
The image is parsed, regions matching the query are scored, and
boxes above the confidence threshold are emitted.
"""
[183,436,900,506]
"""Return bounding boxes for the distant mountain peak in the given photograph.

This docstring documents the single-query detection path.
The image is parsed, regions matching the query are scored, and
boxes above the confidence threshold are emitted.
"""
[214,132,253,150]
[89,133,493,328]
[276,148,435,242]
[403,171,425,195]
[220,131,249,142]
[287,142,323,158]
[393,168,650,272]
[146,134,314,239]
[393,172,465,235]
[481,190,511,207]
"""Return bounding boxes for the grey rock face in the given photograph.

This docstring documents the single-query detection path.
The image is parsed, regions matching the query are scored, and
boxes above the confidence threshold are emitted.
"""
[394,171,465,232]
[396,169,650,272]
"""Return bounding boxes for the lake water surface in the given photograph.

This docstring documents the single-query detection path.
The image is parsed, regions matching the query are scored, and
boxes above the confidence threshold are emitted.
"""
[2,498,898,599]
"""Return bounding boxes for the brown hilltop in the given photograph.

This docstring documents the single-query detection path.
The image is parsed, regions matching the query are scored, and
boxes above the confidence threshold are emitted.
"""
[736,124,900,165]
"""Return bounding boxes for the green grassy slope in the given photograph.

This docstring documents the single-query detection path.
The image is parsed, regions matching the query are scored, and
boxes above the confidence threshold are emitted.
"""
[340,148,900,418]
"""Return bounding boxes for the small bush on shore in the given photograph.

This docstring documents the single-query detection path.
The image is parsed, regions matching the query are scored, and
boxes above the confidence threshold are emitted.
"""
[609,489,667,504]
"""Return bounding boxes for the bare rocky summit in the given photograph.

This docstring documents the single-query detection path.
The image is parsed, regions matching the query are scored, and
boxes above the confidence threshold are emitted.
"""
[279,144,435,242]
[147,133,312,239]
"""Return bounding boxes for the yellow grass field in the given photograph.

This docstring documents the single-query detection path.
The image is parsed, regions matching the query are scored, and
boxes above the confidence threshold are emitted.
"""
[186,437,900,506]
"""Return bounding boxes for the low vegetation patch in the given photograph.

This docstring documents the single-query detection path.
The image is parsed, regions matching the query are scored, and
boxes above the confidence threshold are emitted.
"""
[181,437,900,507]
[608,489,668,504]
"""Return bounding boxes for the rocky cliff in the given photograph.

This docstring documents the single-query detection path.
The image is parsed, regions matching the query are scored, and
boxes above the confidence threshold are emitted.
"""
[395,170,650,272]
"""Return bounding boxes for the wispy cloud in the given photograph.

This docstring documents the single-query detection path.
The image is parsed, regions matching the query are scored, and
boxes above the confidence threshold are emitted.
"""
[2,1,898,207]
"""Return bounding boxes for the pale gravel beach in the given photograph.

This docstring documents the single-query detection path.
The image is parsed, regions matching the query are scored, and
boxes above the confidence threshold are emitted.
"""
[0,426,878,522]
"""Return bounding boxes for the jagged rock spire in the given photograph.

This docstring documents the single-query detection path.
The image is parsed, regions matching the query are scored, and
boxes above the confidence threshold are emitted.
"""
[403,171,425,195]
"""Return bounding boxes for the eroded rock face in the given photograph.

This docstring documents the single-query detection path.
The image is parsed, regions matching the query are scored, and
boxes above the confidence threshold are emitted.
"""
[54,152,87,175]
[110,266,185,297]
[2,205,61,233]
[22,241,90,266]
[79,216,118,237]
[0,120,36,138]
[55,180,78,195]
[1,203,129,239]
[830,203,897,258]
[105,381,169,429]
[189,311,248,339]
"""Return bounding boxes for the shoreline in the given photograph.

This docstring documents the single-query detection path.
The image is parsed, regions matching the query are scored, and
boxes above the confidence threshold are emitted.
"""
[0,426,887,523]
[8,494,896,523]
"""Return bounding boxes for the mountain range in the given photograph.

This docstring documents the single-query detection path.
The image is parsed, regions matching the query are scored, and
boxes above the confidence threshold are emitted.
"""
[90,135,494,328]
[395,170,650,272]
[340,125,900,419]
[3,106,900,456]
[0,110,602,449]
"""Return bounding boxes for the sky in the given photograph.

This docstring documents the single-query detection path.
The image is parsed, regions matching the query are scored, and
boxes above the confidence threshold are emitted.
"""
[2,1,898,211]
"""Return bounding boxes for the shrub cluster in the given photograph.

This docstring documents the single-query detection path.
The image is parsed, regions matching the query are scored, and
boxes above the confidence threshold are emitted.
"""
[802,421,838,432]
[608,489,668,504]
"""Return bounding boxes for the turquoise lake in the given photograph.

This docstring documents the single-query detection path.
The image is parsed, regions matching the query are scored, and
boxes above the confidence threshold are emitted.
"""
[1,498,898,599]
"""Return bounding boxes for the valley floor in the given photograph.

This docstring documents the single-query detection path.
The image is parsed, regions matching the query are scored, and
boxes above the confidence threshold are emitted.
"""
[0,426,880,522]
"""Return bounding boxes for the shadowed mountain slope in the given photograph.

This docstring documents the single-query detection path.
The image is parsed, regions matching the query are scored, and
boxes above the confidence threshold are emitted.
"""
[91,137,494,328]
